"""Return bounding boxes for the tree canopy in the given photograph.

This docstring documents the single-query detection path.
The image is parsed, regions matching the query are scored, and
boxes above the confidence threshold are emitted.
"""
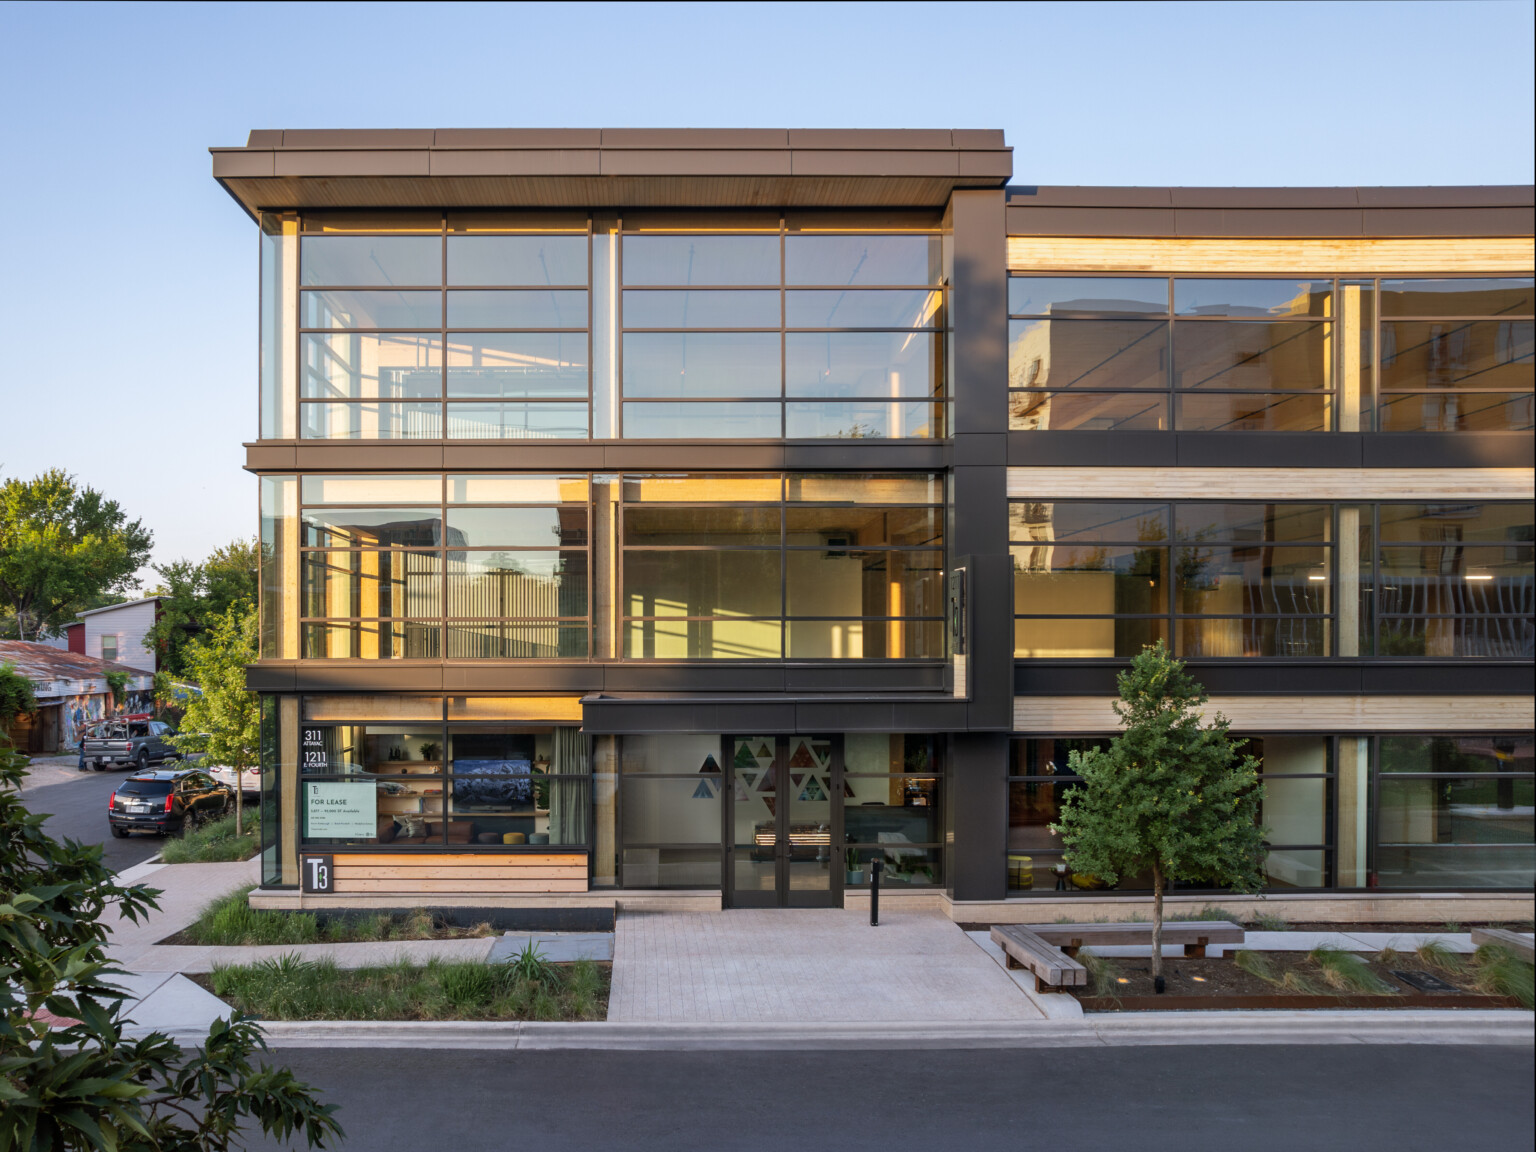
[1052,641,1267,983]
[172,600,259,834]
[143,539,258,678]
[0,470,153,641]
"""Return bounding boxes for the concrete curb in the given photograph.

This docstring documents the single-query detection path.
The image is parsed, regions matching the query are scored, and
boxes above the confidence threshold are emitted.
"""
[131,1009,1530,1051]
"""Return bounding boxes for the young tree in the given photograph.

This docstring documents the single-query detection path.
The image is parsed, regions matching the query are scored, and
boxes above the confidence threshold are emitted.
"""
[0,733,342,1149]
[1052,641,1266,987]
[0,662,38,731]
[172,601,259,835]
[143,539,259,678]
[0,470,153,641]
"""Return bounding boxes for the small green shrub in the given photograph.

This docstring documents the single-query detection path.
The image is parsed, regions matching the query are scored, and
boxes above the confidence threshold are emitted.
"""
[1472,944,1535,1010]
[1233,949,1278,984]
[1308,946,1393,995]
[160,811,262,864]
[1414,938,1465,976]
[186,887,321,947]
[1280,969,1320,995]
[1076,948,1122,997]
[1174,905,1241,923]
[1249,912,1290,932]
[509,940,554,985]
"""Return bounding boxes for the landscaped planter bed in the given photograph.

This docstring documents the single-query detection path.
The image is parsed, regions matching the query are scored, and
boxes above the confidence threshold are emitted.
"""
[1069,952,1528,1012]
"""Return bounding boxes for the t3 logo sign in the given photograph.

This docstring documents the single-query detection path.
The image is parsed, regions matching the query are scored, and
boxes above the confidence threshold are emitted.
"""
[301,854,334,893]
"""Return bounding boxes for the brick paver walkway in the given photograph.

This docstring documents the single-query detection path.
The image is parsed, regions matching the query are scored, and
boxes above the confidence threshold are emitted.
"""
[609,909,1042,1022]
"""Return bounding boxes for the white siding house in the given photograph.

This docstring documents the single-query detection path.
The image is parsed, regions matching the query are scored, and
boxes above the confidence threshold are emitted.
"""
[78,597,161,673]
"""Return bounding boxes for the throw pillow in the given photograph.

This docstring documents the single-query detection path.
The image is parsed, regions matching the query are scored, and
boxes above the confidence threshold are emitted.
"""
[396,814,427,839]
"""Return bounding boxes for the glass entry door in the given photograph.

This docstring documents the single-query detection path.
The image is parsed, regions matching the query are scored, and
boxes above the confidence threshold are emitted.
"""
[726,735,841,908]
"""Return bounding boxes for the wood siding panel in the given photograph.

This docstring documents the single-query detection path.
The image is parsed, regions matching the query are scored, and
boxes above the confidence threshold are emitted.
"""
[332,878,590,894]
[1005,236,1534,273]
[333,866,587,881]
[1007,467,1535,501]
[333,853,584,868]
[1013,695,1536,732]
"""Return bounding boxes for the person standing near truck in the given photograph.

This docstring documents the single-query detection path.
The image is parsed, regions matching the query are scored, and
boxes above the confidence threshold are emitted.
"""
[77,727,87,771]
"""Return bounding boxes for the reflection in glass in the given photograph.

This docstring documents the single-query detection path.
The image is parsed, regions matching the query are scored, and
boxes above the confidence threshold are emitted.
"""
[302,334,442,399]
[623,402,781,438]
[786,474,942,504]
[1174,279,1332,317]
[1013,616,1167,658]
[303,290,441,329]
[623,332,780,397]
[623,617,782,659]
[444,403,588,439]
[785,332,940,397]
[1260,775,1328,844]
[621,847,722,887]
[1009,277,1167,316]
[1008,502,1168,543]
[1175,392,1330,432]
[1173,504,1331,542]
[1012,546,1167,614]
[785,235,940,286]
[623,506,781,547]
[445,333,588,397]
[623,550,781,617]
[786,549,944,617]
[301,620,442,659]
[1174,321,1331,390]
[449,475,590,504]
[1009,320,1167,390]
[784,401,942,439]
[301,508,442,548]
[786,505,940,547]
[622,290,779,328]
[1379,777,1535,845]
[786,290,940,328]
[1175,545,1330,614]
[302,551,441,618]
[622,474,783,502]
[621,777,724,842]
[1375,546,1532,614]
[1380,278,1535,318]
[1379,733,1535,775]
[1379,321,1533,390]
[1374,844,1535,888]
[446,290,587,328]
[300,402,442,440]
[446,552,588,618]
[1009,390,1169,431]
[301,236,441,287]
[1376,617,1533,659]
[445,622,589,659]
[622,235,780,285]
[1176,616,1329,658]
[446,235,588,286]
[1376,391,1534,432]
[784,620,942,659]
[445,506,587,548]
[302,475,440,505]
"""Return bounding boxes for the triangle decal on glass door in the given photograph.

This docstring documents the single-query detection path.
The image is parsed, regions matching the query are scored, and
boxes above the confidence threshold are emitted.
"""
[699,753,721,774]
[691,780,715,800]
[733,743,759,768]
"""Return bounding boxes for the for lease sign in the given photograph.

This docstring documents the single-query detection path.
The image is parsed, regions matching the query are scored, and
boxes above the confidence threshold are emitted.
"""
[305,781,377,838]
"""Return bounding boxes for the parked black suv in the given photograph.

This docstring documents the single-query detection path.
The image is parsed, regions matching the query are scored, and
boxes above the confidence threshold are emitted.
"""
[108,769,232,838]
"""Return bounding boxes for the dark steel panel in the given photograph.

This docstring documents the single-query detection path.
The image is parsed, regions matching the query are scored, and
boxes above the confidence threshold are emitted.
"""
[1356,185,1535,208]
[783,665,946,692]
[1014,663,1121,696]
[1006,186,1175,208]
[1178,208,1365,236]
[1007,431,1177,466]
[600,666,787,693]
[1014,661,1535,698]
[292,444,445,470]
[951,433,1005,468]
[958,151,1015,180]
[782,443,947,470]
[951,129,1008,149]
[601,150,793,177]
[951,189,1008,436]
[290,665,446,692]
[246,130,282,148]
[432,129,603,148]
[1005,206,1177,235]
[1172,187,1365,209]
[429,150,601,177]
[1361,663,1535,695]
[275,150,431,177]
[443,444,607,469]
[1361,207,1536,237]
[795,701,899,731]
[1361,433,1535,469]
[244,664,298,692]
[281,129,436,148]
[1174,433,1363,468]
[599,444,786,470]
[791,151,960,177]
[212,150,276,179]
[964,552,1014,731]
[243,443,298,471]
[947,732,1008,902]
[440,665,604,692]
[788,129,957,149]
[601,128,791,148]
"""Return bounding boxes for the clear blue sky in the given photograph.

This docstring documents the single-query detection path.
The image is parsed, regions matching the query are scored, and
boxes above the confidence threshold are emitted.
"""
[1,0,1531,589]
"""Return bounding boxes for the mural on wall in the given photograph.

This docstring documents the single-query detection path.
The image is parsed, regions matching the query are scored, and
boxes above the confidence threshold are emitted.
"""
[63,695,107,746]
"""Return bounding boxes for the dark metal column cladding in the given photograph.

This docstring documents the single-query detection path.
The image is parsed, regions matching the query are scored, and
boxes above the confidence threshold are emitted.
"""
[947,189,1011,901]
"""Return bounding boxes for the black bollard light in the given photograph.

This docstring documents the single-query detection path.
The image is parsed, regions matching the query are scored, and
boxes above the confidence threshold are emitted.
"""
[869,858,883,926]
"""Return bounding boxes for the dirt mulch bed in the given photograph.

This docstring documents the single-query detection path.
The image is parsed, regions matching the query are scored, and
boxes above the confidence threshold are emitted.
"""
[157,922,495,947]
[1069,952,1523,1012]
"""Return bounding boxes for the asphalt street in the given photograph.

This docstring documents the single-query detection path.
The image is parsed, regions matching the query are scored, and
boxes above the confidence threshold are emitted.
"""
[248,1044,1535,1152]
[17,754,167,871]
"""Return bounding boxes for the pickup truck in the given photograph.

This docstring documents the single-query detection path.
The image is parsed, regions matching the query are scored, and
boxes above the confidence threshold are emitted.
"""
[82,718,183,773]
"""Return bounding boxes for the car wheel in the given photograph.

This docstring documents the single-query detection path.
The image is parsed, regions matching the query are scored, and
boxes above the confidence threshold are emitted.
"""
[92,762,105,772]
[134,751,149,773]
[110,826,129,839]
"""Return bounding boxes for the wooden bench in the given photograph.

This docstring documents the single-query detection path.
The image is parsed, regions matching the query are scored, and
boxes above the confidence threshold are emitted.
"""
[990,925,1087,992]
[1471,927,1536,963]
[1031,920,1244,959]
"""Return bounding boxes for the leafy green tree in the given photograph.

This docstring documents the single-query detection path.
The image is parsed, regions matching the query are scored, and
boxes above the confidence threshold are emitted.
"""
[171,602,259,835]
[143,540,259,678]
[0,726,342,1148]
[0,662,38,732]
[0,470,153,641]
[1051,641,1267,986]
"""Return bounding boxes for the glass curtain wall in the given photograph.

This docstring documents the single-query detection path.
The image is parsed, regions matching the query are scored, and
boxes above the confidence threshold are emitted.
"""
[295,213,592,440]
[1006,732,1535,893]
[1010,500,1533,659]
[620,221,946,439]
[1006,275,1532,432]
[298,474,592,659]
[622,473,945,659]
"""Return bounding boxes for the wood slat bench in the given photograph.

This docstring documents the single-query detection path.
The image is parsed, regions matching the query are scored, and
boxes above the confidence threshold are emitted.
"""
[990,925,1087,992]
[1470,927,1536,963]
[1032,920,1245,959]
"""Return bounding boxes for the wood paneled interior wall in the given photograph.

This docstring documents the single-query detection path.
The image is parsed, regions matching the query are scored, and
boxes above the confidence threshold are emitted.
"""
[1006,467,1536,501]
[1005,236,1535,273]
[330,852,588,894]
[1013,695,1536,733]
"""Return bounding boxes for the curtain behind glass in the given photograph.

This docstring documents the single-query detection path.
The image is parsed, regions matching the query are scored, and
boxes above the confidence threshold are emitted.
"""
[550,726,589,845]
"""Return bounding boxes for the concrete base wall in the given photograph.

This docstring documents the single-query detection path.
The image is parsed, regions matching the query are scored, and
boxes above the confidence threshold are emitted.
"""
[248,888,723,913]
[944,891,1536,925]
